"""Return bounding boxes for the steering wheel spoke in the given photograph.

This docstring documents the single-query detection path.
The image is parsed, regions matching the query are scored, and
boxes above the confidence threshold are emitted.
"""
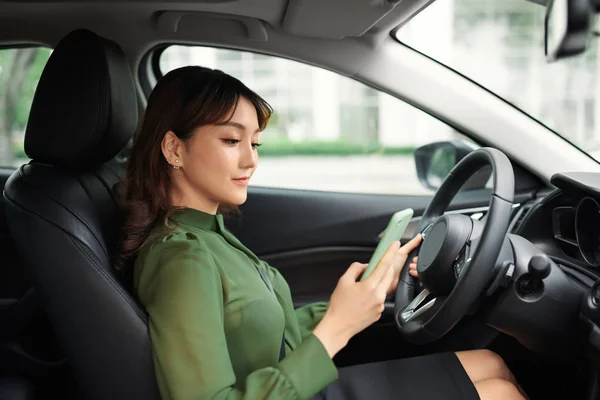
[421,222,434,239]
[452,243,471,279]
[400,288,437,324]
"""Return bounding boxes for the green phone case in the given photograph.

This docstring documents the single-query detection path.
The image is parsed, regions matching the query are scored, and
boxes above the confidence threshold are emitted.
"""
[360,208,414,281]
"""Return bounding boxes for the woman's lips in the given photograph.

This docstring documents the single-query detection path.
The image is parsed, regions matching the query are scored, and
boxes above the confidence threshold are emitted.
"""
[233,177,249,186]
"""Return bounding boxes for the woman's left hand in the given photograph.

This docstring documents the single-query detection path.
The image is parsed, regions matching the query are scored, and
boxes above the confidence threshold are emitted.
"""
[386,234,422,296]
[408,256,419,278]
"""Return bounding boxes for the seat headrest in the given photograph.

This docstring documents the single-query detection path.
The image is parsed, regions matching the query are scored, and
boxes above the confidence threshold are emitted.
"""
[25,29,138,167]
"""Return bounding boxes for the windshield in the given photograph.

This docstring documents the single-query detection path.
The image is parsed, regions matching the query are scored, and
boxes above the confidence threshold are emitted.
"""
[396,0,600,161]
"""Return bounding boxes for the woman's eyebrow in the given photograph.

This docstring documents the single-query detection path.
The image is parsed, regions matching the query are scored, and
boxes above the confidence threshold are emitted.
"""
[219,121,260,133]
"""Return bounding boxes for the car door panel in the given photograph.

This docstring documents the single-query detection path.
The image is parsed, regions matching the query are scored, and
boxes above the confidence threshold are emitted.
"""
[231,186,536,305]
[230,186,536,254]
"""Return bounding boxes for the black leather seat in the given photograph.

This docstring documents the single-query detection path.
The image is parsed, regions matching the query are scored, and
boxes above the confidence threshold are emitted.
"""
[3,29,161,400]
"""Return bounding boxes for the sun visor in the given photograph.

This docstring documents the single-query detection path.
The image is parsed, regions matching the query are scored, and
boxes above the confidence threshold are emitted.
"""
[155,11,269,42]
[282,0,402,39]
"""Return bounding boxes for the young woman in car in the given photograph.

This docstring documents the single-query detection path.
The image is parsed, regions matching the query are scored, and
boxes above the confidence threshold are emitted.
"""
[116,65,527,400]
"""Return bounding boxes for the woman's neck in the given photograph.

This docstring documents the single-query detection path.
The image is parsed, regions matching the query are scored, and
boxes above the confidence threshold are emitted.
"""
[170,186,219,215]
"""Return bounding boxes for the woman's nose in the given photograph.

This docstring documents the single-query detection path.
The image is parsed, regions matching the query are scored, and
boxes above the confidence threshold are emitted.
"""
[240,143,257,169]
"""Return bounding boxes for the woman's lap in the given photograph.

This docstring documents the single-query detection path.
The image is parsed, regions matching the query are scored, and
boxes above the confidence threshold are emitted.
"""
[313,352,480,400]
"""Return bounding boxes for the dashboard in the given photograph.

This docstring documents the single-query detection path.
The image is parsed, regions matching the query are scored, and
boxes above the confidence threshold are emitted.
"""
[552,197,600,267]
[399,172,600,289]
[516,172,600,288]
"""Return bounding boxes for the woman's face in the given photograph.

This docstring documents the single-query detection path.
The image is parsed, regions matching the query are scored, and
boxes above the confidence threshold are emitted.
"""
[163,96,261,214]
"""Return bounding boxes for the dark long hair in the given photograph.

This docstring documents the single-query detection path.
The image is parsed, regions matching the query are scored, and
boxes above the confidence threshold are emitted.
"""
[114,66,273,271]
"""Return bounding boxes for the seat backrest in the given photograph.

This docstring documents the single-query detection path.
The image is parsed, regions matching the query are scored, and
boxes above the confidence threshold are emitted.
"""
[3,29,161,400]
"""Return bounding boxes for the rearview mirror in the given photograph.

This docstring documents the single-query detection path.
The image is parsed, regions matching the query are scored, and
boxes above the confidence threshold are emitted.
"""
[545,0,591,62]
[414,140,491,191]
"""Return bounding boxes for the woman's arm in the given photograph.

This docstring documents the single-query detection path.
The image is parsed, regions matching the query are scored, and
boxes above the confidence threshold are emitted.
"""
[138,240,338,400]
[262,252,422,340]
[295,302,329,339]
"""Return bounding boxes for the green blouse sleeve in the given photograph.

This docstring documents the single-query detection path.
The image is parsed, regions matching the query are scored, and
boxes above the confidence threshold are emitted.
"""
[294,302,329,339]
[138,238,337,400]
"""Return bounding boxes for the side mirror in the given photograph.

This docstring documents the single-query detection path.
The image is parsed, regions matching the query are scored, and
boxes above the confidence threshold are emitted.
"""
[414,140,491,191]
[545,0,591,62]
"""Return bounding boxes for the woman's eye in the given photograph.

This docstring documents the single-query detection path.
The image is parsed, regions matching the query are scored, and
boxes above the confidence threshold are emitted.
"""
[222,139,261,149]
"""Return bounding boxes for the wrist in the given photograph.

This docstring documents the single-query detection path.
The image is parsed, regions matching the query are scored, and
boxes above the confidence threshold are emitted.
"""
[313,315,350,358]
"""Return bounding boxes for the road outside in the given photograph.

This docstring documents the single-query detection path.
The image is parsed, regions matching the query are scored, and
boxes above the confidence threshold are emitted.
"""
[251,155,434,195]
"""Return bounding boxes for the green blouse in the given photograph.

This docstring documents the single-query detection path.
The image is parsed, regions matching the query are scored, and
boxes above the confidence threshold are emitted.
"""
[133,208,339,400]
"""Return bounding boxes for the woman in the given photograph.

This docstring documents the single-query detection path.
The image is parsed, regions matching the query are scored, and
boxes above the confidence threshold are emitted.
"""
[116,66,527,400]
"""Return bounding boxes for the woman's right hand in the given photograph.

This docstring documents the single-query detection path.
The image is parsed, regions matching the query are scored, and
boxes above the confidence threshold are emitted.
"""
[313,241,401,358]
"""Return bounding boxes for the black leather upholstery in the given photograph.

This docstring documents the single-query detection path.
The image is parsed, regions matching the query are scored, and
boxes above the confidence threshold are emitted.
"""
[24,29,137,167]
[3,29,161,400]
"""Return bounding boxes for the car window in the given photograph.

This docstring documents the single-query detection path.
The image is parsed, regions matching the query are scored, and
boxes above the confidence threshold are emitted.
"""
[159,46,479,195]
[0,47,51,168]
[396,0,600,162]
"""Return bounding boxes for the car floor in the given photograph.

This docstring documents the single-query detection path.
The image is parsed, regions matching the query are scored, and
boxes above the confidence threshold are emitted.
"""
[489,334,589,399]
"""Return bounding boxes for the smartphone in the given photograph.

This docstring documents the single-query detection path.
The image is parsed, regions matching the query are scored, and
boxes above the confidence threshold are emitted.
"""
[360,208,414,281]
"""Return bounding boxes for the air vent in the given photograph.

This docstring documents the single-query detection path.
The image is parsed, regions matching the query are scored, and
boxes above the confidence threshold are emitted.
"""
[509,203,534,234]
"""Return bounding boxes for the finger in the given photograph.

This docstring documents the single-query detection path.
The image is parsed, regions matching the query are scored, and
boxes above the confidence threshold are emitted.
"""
[409,262,419,275]
[391,243,415,274]
[399,234,422,255]
[379,262,396,293]
[342,262,368,283]
[409,269,419,278]
[391,248,406,271]
[365,240,400,284]
[412,256,418,263]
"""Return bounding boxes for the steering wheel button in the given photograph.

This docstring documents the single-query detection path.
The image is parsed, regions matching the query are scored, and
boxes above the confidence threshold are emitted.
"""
[454,261,464,277]
[593,283,600,305]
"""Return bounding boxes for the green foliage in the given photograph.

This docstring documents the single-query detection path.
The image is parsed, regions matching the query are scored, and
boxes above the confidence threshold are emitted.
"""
[12,48,51,130]
[11,138,415,159]
[10,137,416,159]
[257,139,415,157]
[13,140,26,159]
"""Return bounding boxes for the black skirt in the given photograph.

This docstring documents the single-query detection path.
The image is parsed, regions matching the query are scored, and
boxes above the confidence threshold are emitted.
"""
[313,352,480,400]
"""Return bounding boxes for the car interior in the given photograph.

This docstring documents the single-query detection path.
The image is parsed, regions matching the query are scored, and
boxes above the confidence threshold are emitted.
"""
[2,0,600,399]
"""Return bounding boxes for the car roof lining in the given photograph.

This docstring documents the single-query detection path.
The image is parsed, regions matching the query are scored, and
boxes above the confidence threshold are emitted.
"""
[0,0,433,46]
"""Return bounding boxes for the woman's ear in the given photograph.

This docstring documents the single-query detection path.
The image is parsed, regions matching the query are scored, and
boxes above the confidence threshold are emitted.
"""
[161,131,184,170]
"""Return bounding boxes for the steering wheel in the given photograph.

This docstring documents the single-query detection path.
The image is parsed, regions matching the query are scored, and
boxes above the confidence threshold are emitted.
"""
[394,147,515,344]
